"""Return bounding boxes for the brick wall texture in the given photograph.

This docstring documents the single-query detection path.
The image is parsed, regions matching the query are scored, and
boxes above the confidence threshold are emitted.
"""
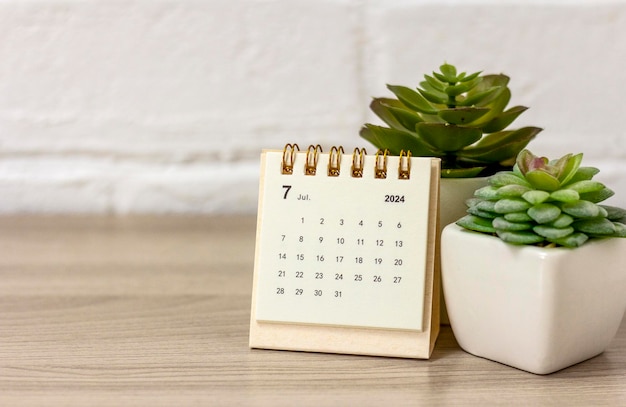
[1,0,625,213]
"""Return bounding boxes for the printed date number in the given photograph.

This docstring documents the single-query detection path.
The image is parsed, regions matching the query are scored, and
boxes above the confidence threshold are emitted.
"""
[384,194,405,203]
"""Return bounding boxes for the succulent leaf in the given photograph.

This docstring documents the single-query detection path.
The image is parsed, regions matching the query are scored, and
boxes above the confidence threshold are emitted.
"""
[579,187,615,203]
[496,230,545,245]
[493,217,533,231]
[601,205,626,223]
[420,81,449,101]
[516,149,544,175]
[467,205,499,219]
[369,98,403,129]
[525,170,561,192]
[418,88,448,105]
[466,87,511,127]
[548,153,574,178]
[458,127,541,162]
[573,218,617,236]
[527,203,561,224]
[555,153,583,185]
[489,172,530,187]
[432,71,449,83]
[547,214,574,228]
[614,223,626,237]
[458,70,482,82]
[359,124,439,157]
[438,107,490,125]
[548,233,589,248]
[504,212,533,222]
[445,77,482,97]
[549,189,580,203]
[533,225,574,239]
[522,190,550,205]
[380,102,425,132]
[494,198,532,214]
[481,106,528,133]
[423,74,446,92]
[457,86,502,107]
[439,63,458,82]
[496,184,531,198]
[474,186,500,200]
[386,85,438,115]
[561,200,601,218]
[456,215,496,233]
[476,200,498,213]
[415,123,482,152]
[567,167,600,183]
[472,76,510,107]
[472,73,510,89]
[565,180,605,193]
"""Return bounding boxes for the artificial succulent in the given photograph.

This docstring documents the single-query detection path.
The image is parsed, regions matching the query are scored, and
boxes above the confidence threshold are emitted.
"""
[457,150,626,247]
[360,63,542,177]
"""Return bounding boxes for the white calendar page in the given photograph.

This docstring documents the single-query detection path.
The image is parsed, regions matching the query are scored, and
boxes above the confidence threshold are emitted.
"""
[253,150,436,332]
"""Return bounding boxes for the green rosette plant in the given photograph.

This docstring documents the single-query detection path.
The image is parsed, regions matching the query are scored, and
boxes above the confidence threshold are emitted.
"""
[360,63,542,178]
[457,149,626,247]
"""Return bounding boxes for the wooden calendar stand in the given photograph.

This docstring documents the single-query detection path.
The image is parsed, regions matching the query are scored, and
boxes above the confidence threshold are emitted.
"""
[249,146,440,359]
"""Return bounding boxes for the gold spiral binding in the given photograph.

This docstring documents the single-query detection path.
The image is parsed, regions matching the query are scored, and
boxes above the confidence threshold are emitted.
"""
[351,147,366,178]
[282,145,412,179]
[281,143,299,174]
[375,149,389,179]
[398,150,412,179]
[327,146,344,177]
[305,144,322,175]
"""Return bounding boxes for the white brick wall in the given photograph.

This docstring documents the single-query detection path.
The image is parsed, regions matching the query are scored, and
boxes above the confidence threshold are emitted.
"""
[1,0,625,213]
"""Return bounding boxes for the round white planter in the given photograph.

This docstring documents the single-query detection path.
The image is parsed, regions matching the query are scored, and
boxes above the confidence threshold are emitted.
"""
[438,177,488,323]
[441,223,626,374]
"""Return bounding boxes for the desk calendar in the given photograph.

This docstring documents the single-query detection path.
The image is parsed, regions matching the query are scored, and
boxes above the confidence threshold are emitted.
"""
[249,144,441,359]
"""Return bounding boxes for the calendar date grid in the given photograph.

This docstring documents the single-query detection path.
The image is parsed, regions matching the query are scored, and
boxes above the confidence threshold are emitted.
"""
[272,215,412,300]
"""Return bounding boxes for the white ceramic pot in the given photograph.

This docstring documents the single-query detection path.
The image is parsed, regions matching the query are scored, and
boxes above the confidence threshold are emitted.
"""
[438,177,488,323]
[441,223,626,375]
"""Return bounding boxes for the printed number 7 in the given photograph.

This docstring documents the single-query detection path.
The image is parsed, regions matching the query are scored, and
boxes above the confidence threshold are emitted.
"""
[282,185,292,199]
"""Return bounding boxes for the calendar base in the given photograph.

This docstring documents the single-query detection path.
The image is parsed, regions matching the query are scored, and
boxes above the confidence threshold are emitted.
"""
[249,319,440,359]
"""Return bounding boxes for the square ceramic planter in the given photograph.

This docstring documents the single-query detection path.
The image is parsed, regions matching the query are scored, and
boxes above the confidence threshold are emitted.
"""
[441,223,626,375]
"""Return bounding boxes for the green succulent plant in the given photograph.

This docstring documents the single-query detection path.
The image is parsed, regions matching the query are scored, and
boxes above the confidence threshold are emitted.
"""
[457,150,626,247]
[360,63,542,178]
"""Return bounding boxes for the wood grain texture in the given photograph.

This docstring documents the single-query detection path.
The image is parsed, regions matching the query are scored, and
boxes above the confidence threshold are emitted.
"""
[1,215,625,406]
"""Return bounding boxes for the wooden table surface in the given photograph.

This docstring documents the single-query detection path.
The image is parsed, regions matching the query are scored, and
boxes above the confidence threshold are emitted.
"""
[1,215,625,406]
